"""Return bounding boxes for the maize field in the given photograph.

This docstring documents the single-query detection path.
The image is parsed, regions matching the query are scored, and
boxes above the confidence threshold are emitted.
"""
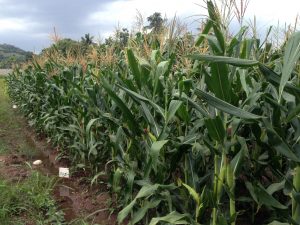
[5,1,300,224]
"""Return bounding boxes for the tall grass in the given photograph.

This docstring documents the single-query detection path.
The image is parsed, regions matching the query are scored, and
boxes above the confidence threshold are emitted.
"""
[0,171,64,224]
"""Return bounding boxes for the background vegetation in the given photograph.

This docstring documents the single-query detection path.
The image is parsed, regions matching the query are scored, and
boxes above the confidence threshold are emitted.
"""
[0,44,33,69]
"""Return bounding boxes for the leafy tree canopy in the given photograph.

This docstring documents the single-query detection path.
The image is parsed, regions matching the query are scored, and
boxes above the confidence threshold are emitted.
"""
[145,12,166,33]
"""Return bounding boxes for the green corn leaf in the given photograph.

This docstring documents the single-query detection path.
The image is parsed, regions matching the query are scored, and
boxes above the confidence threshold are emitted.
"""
[266,180,285,195]
[118,198,137,223]
[174,92,210,117]
[182,183,200,206]
[150,50,160,64]
[279,32,300,101]
[117,85,165,118]
[264,119,300,162]
[286,104,300,122]
[85,118,99,137]
[188,54,258,67]
[88,141,101,157]
[149,211,189,225]
[199,35,223,54]
[245,181,259,204]
[112,168,122,193]
[156,61,169,77]
[176,103,191,123]
[153,61,169,95]
[205,116,225,143]
[139,58,151,84]
[150,140,169,172]
[245,182,287,209]
[209,62,232,102]
[118,184,160,223]
[135,184,160,199]
[226,164,234,190]
[195,20,213,46]
[241,39,255,59]
[166,100,182,123]
[124,171,135,204]
[207,0,225,54]
[231,137,247,176]
[194,88,262,119]
[259,64,300,96]
[256,183,287,209]
[131,200,161,224]
[141,102,160,137]
[268,221,289,225]
[227,26,248,56]
[127,48,142,89]
[101,78,141,135]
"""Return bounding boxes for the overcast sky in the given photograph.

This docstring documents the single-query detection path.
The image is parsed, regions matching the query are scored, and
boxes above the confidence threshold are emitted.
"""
[0,0,299,52]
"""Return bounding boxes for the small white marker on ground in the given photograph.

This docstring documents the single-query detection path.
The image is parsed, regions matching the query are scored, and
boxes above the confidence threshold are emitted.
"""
[59,167,70,178]
[12,104,17,109]
[33,160,42,165]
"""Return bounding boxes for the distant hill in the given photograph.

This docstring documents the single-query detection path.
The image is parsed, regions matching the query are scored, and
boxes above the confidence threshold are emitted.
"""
[0,44,33,69]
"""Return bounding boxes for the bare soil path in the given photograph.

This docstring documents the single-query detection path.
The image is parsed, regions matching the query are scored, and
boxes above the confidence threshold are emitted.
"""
[0,69,12,76]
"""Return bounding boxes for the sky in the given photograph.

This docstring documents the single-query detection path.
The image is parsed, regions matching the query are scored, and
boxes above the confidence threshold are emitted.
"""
[0,0,299,52]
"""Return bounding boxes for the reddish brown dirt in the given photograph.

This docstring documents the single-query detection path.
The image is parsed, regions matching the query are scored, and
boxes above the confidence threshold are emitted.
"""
[0,154,29,182]
[0,113,118,224]
[0,151,118,224]
[25,130,118,224]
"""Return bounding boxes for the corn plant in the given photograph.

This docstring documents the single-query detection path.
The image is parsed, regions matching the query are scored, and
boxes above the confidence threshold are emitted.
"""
[5,1,300,224]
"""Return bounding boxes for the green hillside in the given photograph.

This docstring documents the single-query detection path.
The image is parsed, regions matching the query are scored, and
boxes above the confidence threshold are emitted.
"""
[0,44,33,68]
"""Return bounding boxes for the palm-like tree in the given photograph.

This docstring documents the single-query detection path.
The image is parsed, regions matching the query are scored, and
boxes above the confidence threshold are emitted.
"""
[81,33,94,45]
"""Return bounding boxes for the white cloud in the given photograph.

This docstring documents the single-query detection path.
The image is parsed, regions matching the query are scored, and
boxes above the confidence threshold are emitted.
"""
[246,0,300,25]
[88,0,203,29]
[0,18,38,32]
[87,0,300,39]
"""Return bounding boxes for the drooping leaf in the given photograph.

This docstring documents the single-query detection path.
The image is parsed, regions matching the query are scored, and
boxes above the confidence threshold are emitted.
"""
[118,184,160,223]
[286,104,300,122]
[256,183,287,209]
[264,119,300,162]
[149,211,190,225]
[259,64,300,96]
[266,180,285,195]
[188,54,258,67]
[245,182,287,209]
[175,92,210,117]
[131,200,161,224]
[118,198,137,224]
[195,88,262,119]
[117,85,165,118]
